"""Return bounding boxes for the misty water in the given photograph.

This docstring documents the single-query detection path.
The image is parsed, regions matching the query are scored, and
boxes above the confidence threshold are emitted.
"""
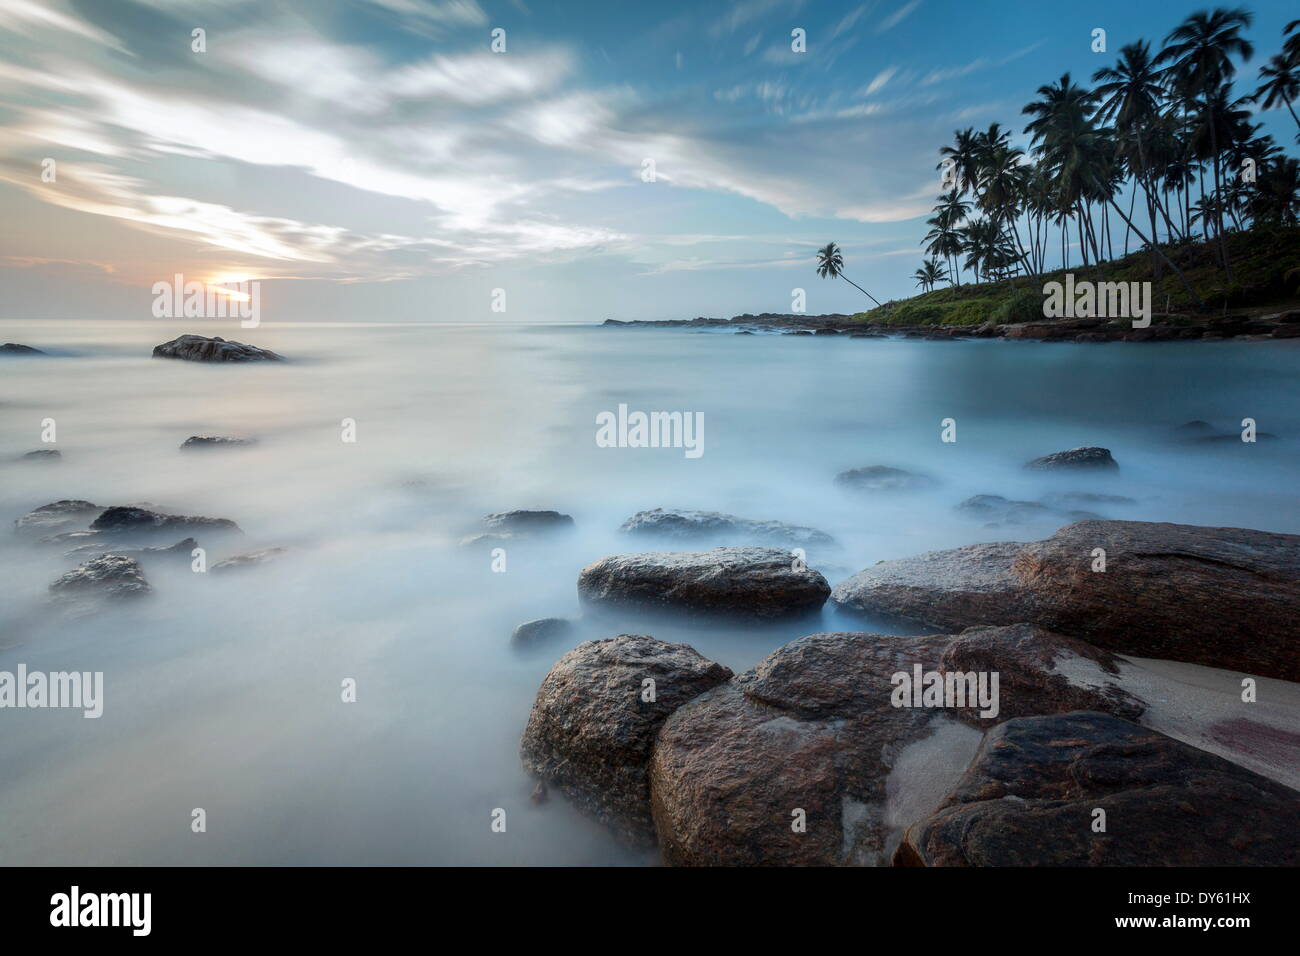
[2,318,1298,865]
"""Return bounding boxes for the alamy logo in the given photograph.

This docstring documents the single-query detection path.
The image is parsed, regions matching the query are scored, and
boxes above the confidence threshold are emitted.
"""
[152,273,261,328]
[50,886,150,936]
[1043,274,1152,328]
[890,664,999,719]
[595,403,704,459]
[0,665,102,718]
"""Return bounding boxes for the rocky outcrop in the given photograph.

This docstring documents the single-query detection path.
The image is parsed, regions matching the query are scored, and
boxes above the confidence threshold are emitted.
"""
[511,617,574,648]
[521,635,732,845]
[833,520,1300,681]
[620,508,834,548]
[152,335,283,362]
[895,711,1300,866]
[15,500,102,536]
[180,436,255,450]
[49,555,152,601]
[578,547,831,620]
[1024,446,1118,470]
[89,506,240,535]
[835,466,936,492]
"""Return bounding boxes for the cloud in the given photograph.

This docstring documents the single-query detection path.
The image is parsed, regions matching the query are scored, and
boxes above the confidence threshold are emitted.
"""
[877,0,921,33]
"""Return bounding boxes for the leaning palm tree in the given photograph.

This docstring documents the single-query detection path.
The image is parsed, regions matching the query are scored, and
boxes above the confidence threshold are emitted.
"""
[815,242,882,307]
[1252,54,1300,132]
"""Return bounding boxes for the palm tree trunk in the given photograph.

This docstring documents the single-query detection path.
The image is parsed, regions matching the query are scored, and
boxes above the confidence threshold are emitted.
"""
[839,274,882,307]
[1106,196,1204,308]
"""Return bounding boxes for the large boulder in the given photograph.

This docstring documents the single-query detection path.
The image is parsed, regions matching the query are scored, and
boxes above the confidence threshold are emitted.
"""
[895,711,1300,866]
[1024,446,1118,470]
[579,546,830,620]
[510,617,574,649]
[49,555,152,601]
[833,520,1300,681]
[649,632,985,866]
[520,635,732,844]
[152,335,283,362]
[620,508,834,548]
[90,506,240,535]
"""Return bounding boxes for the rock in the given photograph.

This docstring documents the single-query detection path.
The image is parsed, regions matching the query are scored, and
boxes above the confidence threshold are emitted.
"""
[833,520,1300,681]
[90,506,240,535]
[619,508,834,548]
[941,624,1144,724]
[895,711,1300,866]
[1173,419,1216,438]
[957,494,1051,525]
[1024,446,1118,470]
[49,554,152,601]
[520,634,732,844]
[65,537,196,561]
[180,436,255,450]
[530,781,548,805]
[835,465,936,492]
[152,335,283,363]
[649,632,981,866]
[579,546,831,621]
[832,541,1036,632]
[460,510,575,547]
[510,617,574,648]
[1040,491,1135,509]
[20,449,61,460]
[211,547,286,572]
[1,343,45,355]
[15,500,102,536]
[813,328,840,336]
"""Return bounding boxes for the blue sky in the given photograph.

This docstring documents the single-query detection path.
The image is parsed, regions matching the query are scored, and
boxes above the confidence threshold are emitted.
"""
[0,0,1296,322]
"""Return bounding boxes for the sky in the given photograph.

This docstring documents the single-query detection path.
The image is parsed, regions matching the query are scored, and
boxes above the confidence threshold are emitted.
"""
[0,0,1297,323]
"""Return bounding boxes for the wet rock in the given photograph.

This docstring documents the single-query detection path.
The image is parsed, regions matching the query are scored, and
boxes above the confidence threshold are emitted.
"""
[895,711,1300,866]
[835,465,937,492]
[90,506,240,535]
[65,537,196,561]
[833,520,1300,681]
[649,632,981,866]
[620,508,834,548]
[20,449,61,461]
[510,617,574,648]
[180,436,256,450]
[1024,446,1118,470]
[15,500,102,537]
[211,547,286,572]
[957,494,1051,525]
[482,510,574,534]
[520,634,732,845]
[1,343,45,355]
[49,554,152,601]
[152,335,283,363]
[579,546,831,621]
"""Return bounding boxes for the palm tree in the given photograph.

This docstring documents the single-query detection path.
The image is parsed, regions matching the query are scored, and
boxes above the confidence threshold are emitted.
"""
[815,242,882,307]
[1159,7,1255,278]
[913,258,948,292]
[1252,54,1300,132]
[938,128,982,196]
[1284,19,1300,67]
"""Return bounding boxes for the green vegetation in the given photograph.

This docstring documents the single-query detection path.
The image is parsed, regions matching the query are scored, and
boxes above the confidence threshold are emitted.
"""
[816,8,1300,325]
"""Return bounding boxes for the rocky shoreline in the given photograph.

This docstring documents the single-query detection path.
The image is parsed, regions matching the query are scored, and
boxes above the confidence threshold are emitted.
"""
[604,308,1300,342]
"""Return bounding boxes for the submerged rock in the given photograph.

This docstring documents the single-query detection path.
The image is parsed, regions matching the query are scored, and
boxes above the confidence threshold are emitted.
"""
[20,449,61,461]
[578,546,831,620]
[511,617,574,648]
[1024,446,1118,470]
[1,343,45,355]
[521,635,732,845]
[180,436,256,450]
[90,506,240,535]
[49,554,152,601]
[460,510,575,547]
[211,547,286,573]
[152,335,283,363]
[833,520,1300,680]
[835,465,936,492]
[895,711,1300,866]
[620,508,834,548]
[65,537,196,561]
[15,500,102,536]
